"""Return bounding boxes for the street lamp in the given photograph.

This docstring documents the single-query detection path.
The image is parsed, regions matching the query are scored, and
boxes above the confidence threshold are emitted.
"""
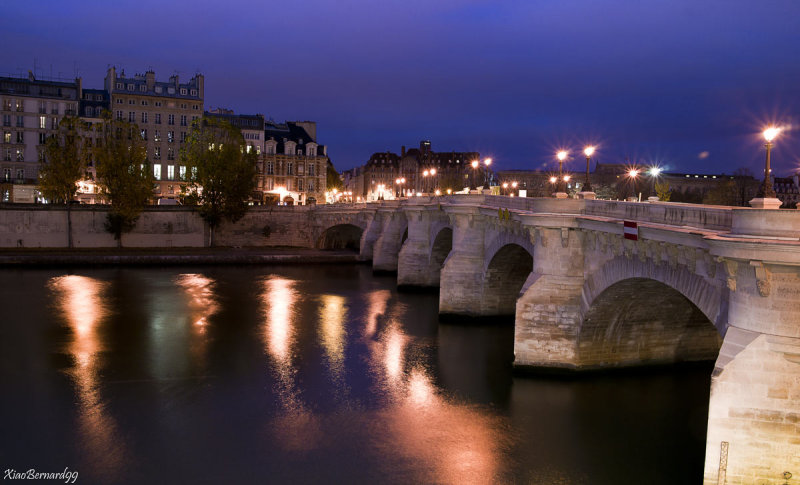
[647,166,662,200]
[627,169,639,200]
[756,126,781,199]
[423,169,429,194]
[430,168,437,193]
[483,158,492,189]
[555,151,568,196]
[502,182,508,196]
[583,146,595,193]
[470,160,479,190]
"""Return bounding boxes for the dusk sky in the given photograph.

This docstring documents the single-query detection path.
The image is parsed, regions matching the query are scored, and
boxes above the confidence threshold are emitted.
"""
[2,0,799,175]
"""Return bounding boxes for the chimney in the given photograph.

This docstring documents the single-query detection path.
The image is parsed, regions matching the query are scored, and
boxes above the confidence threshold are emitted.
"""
[401,146,406,157]
[28,70,35,82]
[145,70,155,91]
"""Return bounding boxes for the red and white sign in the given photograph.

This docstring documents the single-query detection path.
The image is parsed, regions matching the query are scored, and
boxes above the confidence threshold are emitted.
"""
[623,221,638,241]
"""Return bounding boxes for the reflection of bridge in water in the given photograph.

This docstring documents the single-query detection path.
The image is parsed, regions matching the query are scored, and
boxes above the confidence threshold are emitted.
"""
[312,195,800,484]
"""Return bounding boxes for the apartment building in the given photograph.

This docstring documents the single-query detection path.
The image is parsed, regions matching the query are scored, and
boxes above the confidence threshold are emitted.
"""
[104,67,204,200]
[261,120,327,205]
[0,72,80,202]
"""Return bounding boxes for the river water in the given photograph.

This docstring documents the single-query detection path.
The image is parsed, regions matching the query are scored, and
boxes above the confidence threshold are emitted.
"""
[0,265,711,484]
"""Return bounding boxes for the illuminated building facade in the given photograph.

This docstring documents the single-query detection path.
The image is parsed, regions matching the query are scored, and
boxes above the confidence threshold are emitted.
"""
[261,120,328,205]
[0,72,81,202]
[104,67,204,201]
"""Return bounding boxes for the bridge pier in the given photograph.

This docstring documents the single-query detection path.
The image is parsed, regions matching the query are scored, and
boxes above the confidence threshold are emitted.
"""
[703,258,800,485]
[372,210,407,272]
[398,205,452,288]
[514,224,585,368]
[358,210,381,262]
[439,207,487,316]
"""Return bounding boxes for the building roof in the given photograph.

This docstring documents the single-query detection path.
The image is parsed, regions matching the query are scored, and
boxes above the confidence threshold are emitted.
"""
[0,75,80,99]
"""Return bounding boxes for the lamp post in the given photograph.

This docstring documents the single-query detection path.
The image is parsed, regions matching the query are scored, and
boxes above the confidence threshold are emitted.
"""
[423,169,429,194]
[483,158,492,189]
[502,182,508,196]
[470,160,479,191]
[749,126,784,209]
[555,151,568,197]
[627,169,639,200]
[511,181,518,197]
[430,168,437,193]
[582,146,594,194]
[647,167,661,200]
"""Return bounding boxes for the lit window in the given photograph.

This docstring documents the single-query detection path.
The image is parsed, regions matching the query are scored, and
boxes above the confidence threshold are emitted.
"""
[168,165,175,180]
[179,165,186,180]
[39,116,46,129]
[154,165,161,180]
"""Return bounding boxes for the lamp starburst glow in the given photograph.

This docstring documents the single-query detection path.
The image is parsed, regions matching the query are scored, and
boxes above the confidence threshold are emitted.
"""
[584,146,595,157]
[557,151,567,161]
[763,126,781,142]
[628,169,639,178]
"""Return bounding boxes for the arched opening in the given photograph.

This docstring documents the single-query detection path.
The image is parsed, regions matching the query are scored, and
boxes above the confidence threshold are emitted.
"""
[401,227,408,246]
[283,196,295,206]
[317,224,363,251]
[483,244,533,316]
[579,278,722,367]
[430,227,452,271]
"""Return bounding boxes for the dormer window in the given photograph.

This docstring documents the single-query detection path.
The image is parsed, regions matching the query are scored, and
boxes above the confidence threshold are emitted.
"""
[139,85,146,92]
[190,89,197,96]
[127,84,134,91]
[180,88,187,95]
[116,83,123,90]
[155,86,163,94]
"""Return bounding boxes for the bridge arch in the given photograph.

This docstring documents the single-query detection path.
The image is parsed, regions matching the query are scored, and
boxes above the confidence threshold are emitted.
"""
[577,256,725,367]
[429,227,453,272]
[482,243,534,316]
[316,224,363,251]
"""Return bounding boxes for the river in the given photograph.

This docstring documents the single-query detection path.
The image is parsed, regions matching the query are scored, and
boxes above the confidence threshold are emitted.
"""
[0,264,711,484]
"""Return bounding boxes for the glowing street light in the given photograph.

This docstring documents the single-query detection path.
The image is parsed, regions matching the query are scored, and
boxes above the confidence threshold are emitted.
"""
[627,169,639,199]
[646,166,662,199]
[470,160,480,190]
[756,126,782,200]
[583,146,595,193]
[555,151,568,196]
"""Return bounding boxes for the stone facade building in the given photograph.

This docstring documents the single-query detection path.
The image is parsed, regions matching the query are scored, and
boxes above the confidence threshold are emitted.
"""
[0,72,81,202]
[260,120,328,205]
[104,67,204,201]
[343,140,480,200]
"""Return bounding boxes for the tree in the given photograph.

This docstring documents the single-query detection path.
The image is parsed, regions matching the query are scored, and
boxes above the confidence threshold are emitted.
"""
[655,181,672,202]
[38,116,88,247]
[182,117,257,247]
[93,114,154,246]
[326,159,343,192]
[703,180,739,206]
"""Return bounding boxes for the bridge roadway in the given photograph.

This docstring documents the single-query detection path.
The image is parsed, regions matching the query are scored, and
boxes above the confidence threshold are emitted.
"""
[312,194,800,485]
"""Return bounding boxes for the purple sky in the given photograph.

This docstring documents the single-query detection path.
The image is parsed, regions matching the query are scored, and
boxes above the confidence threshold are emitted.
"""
[2,0,799,175]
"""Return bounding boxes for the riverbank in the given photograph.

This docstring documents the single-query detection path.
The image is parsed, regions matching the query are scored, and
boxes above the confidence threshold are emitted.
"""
[0,246,361,267]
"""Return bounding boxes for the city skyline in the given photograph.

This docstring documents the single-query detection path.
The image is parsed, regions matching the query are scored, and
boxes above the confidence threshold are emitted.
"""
[1,0,799,176]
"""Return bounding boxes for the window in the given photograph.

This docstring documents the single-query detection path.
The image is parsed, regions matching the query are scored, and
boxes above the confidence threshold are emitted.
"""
[116,99,123,104]
[116,110,123,121]
[168,114,174,125]
[297,178,303,191]
[2,99,11,110]
[267,162,274,175]
[191,115,198,122]
[308,180,314,192]
[116,82,123,90]
[155,113,161,124]
[167,165,175,180]
[155,86,162,94]
[308,163,315,176]
[155,101,162,107]
[141,112,148,123]
[154,146,161,160]
[2,115,9,126]
[180,115,186,126]
[141,129,147,140]
[287,162,293,175]
[193,104,199,110]
[167,147,174,160]
[16,116,23,127]
[180,103,187,109]
[39,101,47,113]
[180,132,186,143]
[286,179,292,191]
[139,85,146,92]
[14,100,22,111]
[16,132,24,143]
[154,130,161,142]
[129,99,135,105]
[128,112,135,122]
[127,84,134,91]
[16,148,24,161]
[16,168,24,180]
[153,165,161,180]
[95,94,103,102]
[141,100,148,106]
[3,149,10,161]
[3,132,9,143]
[168,131,174,143]
[190,89,197,96]
[180,88,187,95]
[39,133,46,144]
[179,165,186,180]
[84,107,93,117]
[51,118,58,130]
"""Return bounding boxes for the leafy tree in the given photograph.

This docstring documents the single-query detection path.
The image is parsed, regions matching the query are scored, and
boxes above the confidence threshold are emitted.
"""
[38,116,88,247]
[93,114,154,246]
[182,117,257,247]
[326,159,343,192]
[655,181,672,201]
[703,180,739,206]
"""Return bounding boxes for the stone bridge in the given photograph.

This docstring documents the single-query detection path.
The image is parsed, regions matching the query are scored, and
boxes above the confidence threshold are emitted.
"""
[312,195,800,485]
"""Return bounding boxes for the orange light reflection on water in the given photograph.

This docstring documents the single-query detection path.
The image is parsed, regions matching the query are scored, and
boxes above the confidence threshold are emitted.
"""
[48,275,127,479]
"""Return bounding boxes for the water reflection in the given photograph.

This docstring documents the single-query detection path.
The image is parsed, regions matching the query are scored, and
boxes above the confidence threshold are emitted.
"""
[359,291,507,484]
[48,275,127,478]
[261,277,321,451]
[318,294,347,385]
